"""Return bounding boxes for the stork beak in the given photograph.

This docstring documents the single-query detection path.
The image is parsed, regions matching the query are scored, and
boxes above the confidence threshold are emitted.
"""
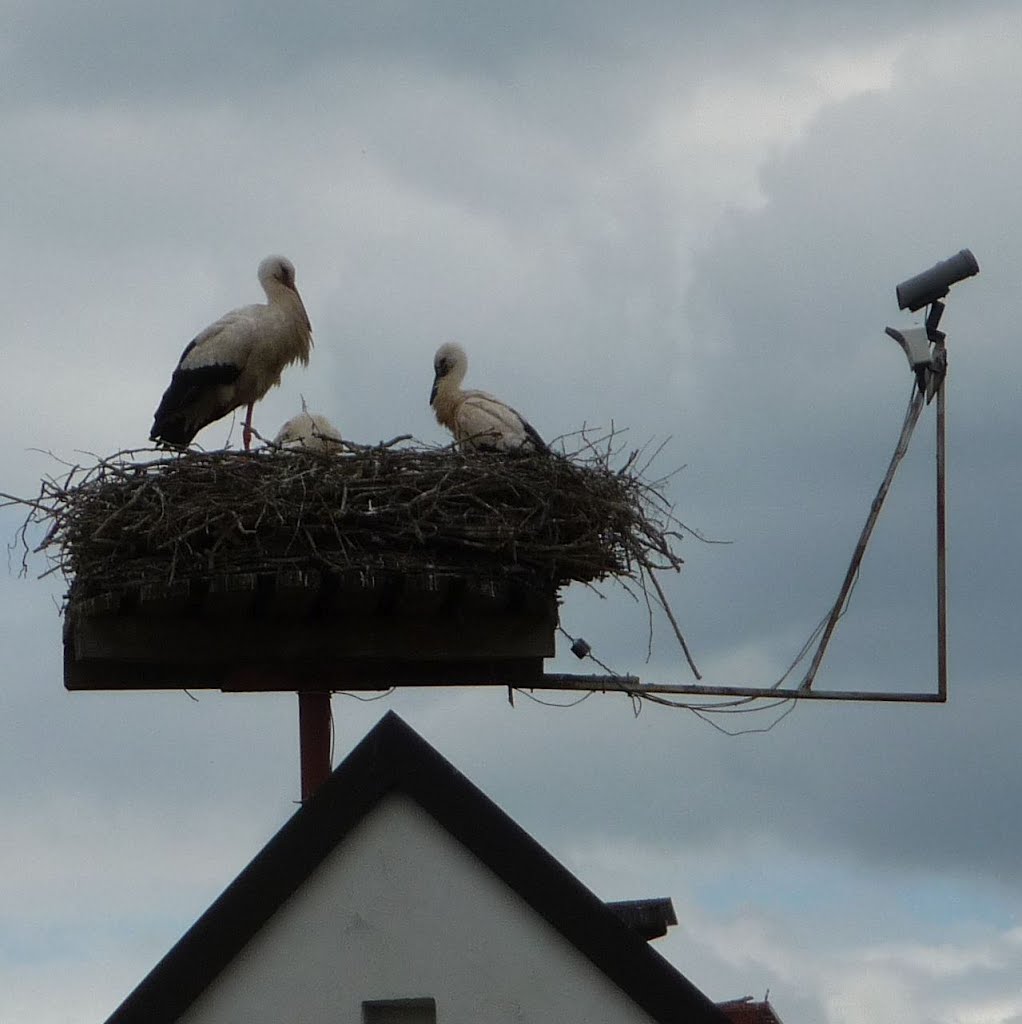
[429,376,439,405]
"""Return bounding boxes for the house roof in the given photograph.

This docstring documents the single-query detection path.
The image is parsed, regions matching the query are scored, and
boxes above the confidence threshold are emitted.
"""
[104,711,729,1024]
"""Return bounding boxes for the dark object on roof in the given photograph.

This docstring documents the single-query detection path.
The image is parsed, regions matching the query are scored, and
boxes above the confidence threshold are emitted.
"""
[717,997,786,1024]
[607,897,679,940]
[103,712,728,1024]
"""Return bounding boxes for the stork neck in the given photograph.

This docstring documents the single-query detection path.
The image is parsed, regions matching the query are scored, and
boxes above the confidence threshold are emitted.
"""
[265,281,311,332]
[431,380,460,422]
[444,362,467,391]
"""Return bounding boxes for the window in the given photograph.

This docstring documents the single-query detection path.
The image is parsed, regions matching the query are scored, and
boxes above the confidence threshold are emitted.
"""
[362,997,437,1024]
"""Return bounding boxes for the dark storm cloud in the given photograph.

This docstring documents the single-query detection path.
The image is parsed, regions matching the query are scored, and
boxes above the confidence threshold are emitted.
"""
[667,22,1022,670]
[7,0,1015,106]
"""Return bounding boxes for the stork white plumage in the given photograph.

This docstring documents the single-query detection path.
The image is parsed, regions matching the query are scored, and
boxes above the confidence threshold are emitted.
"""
[274,408,343,453]
[150,255,313,449]
[430,342,548,452]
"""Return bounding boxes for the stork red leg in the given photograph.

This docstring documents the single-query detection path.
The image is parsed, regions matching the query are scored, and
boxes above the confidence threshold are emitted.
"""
[242,402,255,450]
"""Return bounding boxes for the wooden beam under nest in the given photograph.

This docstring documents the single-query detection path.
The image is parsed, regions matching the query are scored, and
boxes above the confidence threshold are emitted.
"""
[64,567,556,691]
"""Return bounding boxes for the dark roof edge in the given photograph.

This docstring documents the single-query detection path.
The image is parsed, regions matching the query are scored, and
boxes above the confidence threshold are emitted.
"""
[105,711,728,1024]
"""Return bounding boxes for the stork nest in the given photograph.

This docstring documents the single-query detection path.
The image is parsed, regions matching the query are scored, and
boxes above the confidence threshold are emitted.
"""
[8,433,689,608]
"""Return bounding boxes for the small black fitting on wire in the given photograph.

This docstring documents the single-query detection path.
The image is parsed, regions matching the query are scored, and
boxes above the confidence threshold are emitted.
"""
[570,637,591,659]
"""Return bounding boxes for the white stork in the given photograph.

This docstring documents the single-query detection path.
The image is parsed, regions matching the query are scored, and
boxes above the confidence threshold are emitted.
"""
[150,255,312,449]
[430,342,548,452]
[274,408,343,453]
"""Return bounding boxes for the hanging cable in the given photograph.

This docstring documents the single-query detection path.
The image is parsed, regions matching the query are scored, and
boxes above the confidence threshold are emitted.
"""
[798,383,925,690]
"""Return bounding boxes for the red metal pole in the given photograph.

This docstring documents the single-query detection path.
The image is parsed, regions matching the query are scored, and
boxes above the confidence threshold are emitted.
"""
[299,691,332,801]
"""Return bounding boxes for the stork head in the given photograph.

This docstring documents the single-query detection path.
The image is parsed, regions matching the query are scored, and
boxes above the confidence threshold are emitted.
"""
[258,255,299,292]
[431,342,467,404]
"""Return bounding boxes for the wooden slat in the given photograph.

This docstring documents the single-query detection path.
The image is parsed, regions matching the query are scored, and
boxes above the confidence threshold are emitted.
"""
[74,592,121,617]
[64,649,545,691]
[227,657,546,690]
[70,569,552,622]
[271,569,324,617]
[70,606,555,664]
[138,579,191,612]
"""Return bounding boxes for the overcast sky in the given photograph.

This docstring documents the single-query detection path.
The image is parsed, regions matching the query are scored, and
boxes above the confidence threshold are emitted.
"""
[3,3,1021,1022]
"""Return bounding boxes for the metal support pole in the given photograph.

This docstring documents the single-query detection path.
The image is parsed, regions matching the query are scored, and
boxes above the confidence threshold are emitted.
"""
[935,369,948,701]
[299,691,332,801]
[525,676,946,702]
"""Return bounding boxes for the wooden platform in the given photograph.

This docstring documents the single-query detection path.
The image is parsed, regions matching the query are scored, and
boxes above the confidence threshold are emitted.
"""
[64,568,557,692]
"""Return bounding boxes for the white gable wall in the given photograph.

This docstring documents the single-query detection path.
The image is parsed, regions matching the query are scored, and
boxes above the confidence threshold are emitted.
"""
[177,793,661,1024]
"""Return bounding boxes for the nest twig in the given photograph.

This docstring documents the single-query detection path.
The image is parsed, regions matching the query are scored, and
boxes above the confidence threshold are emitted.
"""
[4,431,690,613]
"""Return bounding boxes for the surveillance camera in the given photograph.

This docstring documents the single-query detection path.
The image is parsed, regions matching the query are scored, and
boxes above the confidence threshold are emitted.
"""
[896,249,979,312]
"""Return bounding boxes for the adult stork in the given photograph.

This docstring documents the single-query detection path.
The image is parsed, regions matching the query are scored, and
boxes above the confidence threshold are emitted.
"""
[430,342,548,452]
[150,255,313,449]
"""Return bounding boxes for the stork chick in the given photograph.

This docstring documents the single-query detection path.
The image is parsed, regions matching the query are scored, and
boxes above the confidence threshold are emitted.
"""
[274,409,343,453]
[150,255,312,449]
[430,342,548,453]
